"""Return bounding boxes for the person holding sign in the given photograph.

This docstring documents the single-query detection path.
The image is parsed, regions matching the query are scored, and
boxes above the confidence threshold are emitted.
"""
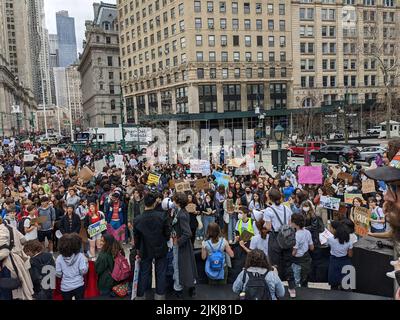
[202,194,216,236]
[223,191,237,244]
[368,197,386,234]
[84,203,105,259]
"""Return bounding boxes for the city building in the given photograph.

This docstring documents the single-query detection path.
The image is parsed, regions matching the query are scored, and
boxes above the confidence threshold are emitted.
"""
[56,10,78,67]
[117,0,400,138]
[79,2,122,129]
[49,34,59,104]
[0,0,37,136]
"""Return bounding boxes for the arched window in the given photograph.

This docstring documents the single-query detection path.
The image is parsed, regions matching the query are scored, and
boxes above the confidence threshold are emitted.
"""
[302,97,315,108]
[103,21,110,30]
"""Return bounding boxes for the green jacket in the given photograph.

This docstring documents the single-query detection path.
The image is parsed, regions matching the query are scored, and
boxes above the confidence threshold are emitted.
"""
[95,252,116,291]
[128,198,145,223]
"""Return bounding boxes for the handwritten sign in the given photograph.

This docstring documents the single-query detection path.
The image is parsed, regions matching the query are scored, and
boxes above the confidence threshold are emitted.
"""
[78,167,94,182]
[168,179,175,189]
[362,179,376,194]
[13,166,21,175]
[40,152,49,159]
[320,196,341,211]
[55,159,66,168]
[337,172,353,184]
[186,203,197,213]
[298,166,323,185]
[319,228,334,245]
[195,178,209,191]
[227,158,245,168]
[226,199,234,212]
[147,173,161,186]
[353,206,371,237]
[94,159,106,173]
[23,154,36,162]
[88,220,107,238]
[344,194,365,205]
[175,181,191,193]
[114,155,125,171]
[235,167,251,176]
[190,160,211,176]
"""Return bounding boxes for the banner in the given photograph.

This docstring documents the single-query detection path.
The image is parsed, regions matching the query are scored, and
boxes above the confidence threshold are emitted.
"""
[189,160,211,176]
[344,193,365,205]
[319,196,341,211]
[94,159,106,173]
[147,173,161,186]
[195,178,209,191]
[175,181,191,193]
[213,171,230,188]
[87,220,107,238]
[353,206,371,237]
[362,179,376,194]
[298,166,323,185]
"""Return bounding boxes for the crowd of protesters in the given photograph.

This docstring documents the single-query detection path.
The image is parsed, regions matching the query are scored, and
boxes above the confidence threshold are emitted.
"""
[0,137,399,300]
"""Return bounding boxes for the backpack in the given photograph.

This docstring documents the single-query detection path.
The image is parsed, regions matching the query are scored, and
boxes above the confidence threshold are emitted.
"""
[271,207,296,250]
[242,270,272,300]
[205,239,225,280]
[17,216,31,235]
[111,252,131,282]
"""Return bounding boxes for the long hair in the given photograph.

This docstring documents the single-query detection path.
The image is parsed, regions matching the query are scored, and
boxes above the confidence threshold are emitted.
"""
[206,223,221,243]
[331,221,350,244]
[101,233,123,258]
[244,249,272,270]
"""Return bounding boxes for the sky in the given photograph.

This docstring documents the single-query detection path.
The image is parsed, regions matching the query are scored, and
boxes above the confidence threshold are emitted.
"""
[44,0,116,54]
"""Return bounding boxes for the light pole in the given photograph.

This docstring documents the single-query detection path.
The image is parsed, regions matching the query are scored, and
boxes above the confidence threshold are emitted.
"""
[274,125,285,172]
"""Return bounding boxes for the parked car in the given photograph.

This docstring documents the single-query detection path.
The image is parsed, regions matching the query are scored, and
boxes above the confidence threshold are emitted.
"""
[367,126,381,135]
[309,145,361,163]
[359,146,386,164]
[287,141,327,157]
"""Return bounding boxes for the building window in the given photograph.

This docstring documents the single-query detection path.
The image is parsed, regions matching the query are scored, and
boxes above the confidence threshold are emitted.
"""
[199,85,217,112]
[197,68,205,79]
[109,85,115,94]
[194,1,201,12]
[176,86,188,113]
[111,100,116,110]
[223,84,241,111]
[247,84,264,111]
[270,83,287,110]
[107,56,113,66]
[112,116,117,124]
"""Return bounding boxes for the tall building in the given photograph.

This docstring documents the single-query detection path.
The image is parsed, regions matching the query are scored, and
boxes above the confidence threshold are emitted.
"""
[49,34,59,106]
[66,64,83,128]
[79,2,121,129]
[56,10,78,67]
[0,0,37,136]
[117,0,400,137]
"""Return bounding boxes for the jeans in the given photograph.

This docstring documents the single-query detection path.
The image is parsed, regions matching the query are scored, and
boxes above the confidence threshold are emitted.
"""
[172,245,183,292]
[291,253,312,287]
[228,214,237,242]
[292,263,302,287]
[61,285,85,300]
[0,266,12,300]
[137,256,167,297]
[203,215,215,237]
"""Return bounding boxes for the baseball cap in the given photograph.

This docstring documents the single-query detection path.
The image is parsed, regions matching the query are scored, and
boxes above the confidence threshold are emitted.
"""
[365,150,400,183]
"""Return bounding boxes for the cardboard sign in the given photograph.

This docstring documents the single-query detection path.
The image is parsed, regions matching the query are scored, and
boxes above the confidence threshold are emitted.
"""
[78,166,94,182]
[353,206,371,237]
[362,179,376,194]
[337,172,353,184]
[195,178,209,191]
[190,160,211,176]
[55,159,66,168]
[168,179,175,189]
[25,167,34,175]
[30,216,48,225]
[23,154,36,162]
[320,196,341,211]
[40,152,49,159]
[344,194,365,205]
[175,181,191,193]
[226,199,234,212]
[298,166,323,185]
[331,166,341,179]
[94,159,106,173]
[88,220,108,238]
[147,173,161,186]
[186,203,197,213]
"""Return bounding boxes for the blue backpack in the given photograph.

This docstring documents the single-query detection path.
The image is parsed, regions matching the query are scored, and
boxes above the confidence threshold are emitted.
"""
[205,239,225,280]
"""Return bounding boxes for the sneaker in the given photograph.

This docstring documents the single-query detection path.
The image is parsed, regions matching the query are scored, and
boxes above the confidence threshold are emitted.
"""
[288,289,296,299]
[386,271,396,279]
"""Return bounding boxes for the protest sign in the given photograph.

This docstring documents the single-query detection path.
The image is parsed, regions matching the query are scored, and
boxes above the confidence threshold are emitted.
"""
[362,179,376,194]
[226,199,234,212]
[353,206,371,237]
[319,228,334,245]
[168,179,175,189]
[320,196,341,211]
[186,203,197,213]
[213,171,230,188]
[30,216,48,225]
[189,160,211,176]
[40,152,49,159]
[55,159,65,168]
[337,172,353,184]
[13,166,21,175]
[114,155,125,170]
[331,166,341,179]
[344,193,365,205]
[227,158,245,168]
[94,159,106,173]
[23,154,35,162]
[246,157,256,172]
[235,167,251,176]
[131,257,140,300]
[147,173,161,186]
[24,167,34,175]
[195,178,209,191]
[78,167,94,182]
[175,181,191,193]
[298,166,323,185]
[87,220,107,238]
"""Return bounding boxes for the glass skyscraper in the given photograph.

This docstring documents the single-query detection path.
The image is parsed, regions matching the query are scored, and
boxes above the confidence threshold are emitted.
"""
[56,11,77,67]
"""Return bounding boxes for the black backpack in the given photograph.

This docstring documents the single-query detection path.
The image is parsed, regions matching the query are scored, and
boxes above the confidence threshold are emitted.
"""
[242,270,272,300]
[17,217,31,235]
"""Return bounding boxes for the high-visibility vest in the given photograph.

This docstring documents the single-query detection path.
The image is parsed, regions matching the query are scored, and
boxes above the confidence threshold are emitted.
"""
[238,218,254,236]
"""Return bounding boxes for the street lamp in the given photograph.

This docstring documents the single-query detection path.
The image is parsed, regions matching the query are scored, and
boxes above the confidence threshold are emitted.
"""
[274,125,285,172]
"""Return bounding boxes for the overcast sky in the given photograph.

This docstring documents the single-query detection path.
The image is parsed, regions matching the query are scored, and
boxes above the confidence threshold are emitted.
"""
[44,0,116,53]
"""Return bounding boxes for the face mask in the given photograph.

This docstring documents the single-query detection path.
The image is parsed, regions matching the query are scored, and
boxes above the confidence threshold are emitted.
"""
[238,213,243,220]
[303,207,310,212]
